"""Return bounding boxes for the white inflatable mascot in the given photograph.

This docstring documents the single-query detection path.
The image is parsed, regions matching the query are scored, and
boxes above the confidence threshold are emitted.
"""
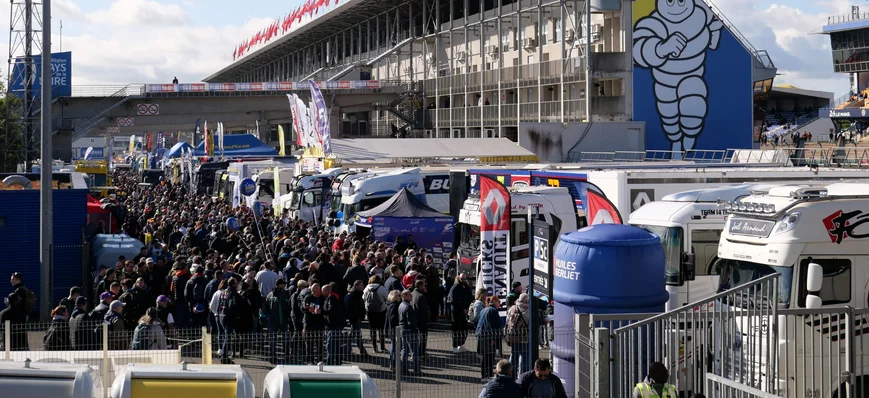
[633,0,724,157]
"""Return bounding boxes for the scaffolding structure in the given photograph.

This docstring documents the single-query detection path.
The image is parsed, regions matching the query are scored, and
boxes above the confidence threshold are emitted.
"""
[4,0,43,171]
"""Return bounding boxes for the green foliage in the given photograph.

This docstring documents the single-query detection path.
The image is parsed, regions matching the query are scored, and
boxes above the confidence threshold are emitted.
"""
[0,81,28,172]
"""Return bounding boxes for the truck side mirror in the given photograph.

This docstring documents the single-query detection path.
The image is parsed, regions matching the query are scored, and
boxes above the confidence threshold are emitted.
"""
[805,262,823,309]
[681,252,696,281]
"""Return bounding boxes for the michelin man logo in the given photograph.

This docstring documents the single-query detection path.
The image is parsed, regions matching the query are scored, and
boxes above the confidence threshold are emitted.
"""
[633,0,724,156]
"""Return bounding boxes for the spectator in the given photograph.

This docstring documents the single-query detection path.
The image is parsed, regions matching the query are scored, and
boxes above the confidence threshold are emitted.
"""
[59,286,82,315]
[476,296,503,381]
[91,292,114,320]
[507,282,522,308]
[185,265,209,328]
[470,288,488,326]
[256,263,280,298]
[289,279,308,363]
[170,262,191,327]
[323,283,346,365]
[216,278,240,364]
[132,307,168,350]
[69,296,91,349]
[422,255,441,321]
[384,290,402,370]
[0,293,28,350]
[10,272,35,317]
[263,278,291,363]
[384,265,404,292]
[303,283,326,364]
[105,300,127,350]
[398,289,420,374]
[155,295,175,337]
[43,306,72,351]
[479,359,521,398]
[442,252,457,318]
[363,275,388,353]
[506,293,531,376]
[345,280,368,356]
[448,273,473,353]
[410,279,429,360]
[631,362,677,398]
[517,359,568,398]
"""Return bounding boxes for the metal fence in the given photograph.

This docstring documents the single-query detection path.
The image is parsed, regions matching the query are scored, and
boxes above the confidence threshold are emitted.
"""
[0,319,556,398]
[588,273,780,398]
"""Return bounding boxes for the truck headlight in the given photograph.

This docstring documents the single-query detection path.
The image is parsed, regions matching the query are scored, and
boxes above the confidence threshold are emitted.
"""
[773,212,800,235]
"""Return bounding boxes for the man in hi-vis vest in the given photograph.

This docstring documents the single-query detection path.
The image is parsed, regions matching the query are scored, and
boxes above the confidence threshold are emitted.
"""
[632,362,678,398]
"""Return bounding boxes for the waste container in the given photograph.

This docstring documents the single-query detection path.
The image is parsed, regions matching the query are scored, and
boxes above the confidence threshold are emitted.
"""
[263,364,379,398]
[0,359,101,398]
[109,362,255,398]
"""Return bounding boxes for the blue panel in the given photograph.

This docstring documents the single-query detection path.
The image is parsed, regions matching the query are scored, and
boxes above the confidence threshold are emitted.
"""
[633,2,753,152]
[0,189,86,316]
[9,51,72,98]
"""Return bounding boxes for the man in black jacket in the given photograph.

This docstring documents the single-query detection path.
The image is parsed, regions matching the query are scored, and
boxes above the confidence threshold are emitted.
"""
[398,289,420,373]
[479,360,521,398]
[448,273,473,352]
[302,283,326,364]
[410,279,430,359]
[289,279,308,364]
[322,283,345,365]
[516,359,568,398]
[345,280,368,356]
[185,265,209,328]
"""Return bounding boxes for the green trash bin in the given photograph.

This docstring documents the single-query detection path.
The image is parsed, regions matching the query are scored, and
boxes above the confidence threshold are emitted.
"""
[263,364,379,398]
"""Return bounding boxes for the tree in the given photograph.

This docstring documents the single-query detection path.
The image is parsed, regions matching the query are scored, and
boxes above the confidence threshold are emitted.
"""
[0,76,29,172]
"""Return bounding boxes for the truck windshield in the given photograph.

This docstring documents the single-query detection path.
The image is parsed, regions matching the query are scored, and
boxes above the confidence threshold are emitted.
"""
[633,225,682,285]
[715,259,793,307]
[289,191,302,210]
[343,197,391,221]
[330,194,342,212]
[257,179,275,199]
[457,222,481,275]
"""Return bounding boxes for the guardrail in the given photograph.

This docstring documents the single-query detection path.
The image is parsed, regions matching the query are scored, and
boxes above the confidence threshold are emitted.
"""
[827,10,869,25]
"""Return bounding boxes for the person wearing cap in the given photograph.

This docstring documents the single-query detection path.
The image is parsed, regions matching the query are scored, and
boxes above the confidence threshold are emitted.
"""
[59,286,82,316]
[69,296,91,350]
[155,295,175,335]
[91,291,114,321]
[105,300,127,350]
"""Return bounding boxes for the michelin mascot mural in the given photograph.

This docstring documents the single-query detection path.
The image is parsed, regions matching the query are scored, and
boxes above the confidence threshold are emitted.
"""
[634,0,723,156]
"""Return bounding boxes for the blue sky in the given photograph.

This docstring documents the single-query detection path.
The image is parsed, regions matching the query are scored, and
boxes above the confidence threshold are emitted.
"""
[0,0,860,96]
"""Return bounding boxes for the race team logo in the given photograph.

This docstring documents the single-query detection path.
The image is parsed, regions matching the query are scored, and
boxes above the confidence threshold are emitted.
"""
[823,210,869,244]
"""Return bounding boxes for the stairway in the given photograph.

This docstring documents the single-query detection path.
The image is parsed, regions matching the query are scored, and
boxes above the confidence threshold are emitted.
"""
[67,84,144,139]
[704,0,777,82]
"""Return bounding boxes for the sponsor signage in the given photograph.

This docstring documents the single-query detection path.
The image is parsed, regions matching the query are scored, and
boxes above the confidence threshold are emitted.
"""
[824,210,869,244]
[144,80,383,94]
[728,218,775,238]
[822,108,869,119]
[10,51,72,98]
[78,147,105,159]
[532,221,553,299]
[423,175,451,194]
[478,176,511,313]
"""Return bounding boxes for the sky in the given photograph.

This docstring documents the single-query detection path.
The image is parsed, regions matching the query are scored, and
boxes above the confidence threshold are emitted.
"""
[0,0,862,95]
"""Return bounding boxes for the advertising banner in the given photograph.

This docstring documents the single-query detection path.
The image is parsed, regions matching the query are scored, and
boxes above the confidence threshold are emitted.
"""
[308,80,333,156]
[586,182,623,225]
[144,80,382,94]
[10,51,72,98]
[78,147,105,159]
[478,175,511,312]
[371,217,455,267]
[532,220,553,300]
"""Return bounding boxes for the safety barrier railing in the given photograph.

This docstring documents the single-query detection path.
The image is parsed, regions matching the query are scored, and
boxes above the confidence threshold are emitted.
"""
[827,10,869,25]
[1,319,562,398]
[599,273,780,398]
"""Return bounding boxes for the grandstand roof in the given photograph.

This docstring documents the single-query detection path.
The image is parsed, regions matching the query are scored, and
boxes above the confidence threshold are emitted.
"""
[205,0,416,82]
[328,138,539,163]
[771,85,833,101]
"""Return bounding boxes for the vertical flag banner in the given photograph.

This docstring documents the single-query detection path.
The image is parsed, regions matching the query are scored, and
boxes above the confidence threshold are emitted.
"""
[278,125,287,156]
[83,147,93,160]
[308,80,333,156]
[586,182,623,225]
[288,94,303,146]
[146,132,153,151]
[205,120,215,157]
[297,96,315,147]
[128,135,135,153]
[478,175,511,313]
[307,100,319,147]
[218,122,225,157]
[194,119,202,147]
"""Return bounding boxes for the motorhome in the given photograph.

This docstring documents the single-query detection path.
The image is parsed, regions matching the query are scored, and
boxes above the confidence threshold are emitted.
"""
[280,168,344,223]
[253,167,296,209]
[324,170,380,226]
[715,183,869,397]
[336,167,451,233]
[456,186,578,298]
[213,160,293,207]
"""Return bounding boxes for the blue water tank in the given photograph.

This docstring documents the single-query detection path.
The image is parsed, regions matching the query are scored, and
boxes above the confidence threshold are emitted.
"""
[550,224,668,396]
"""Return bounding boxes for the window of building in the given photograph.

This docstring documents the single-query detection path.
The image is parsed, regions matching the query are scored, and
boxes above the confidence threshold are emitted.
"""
[554,19,562,43]
[797,258,852,307]
[538,22,547,44]
[502,32,511,51]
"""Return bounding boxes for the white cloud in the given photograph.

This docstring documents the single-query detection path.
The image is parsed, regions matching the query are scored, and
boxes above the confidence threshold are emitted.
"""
[714,0,855,95]
[88,0,189,27]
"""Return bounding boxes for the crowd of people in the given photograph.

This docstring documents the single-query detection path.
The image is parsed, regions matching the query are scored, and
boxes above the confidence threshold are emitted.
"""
[1,168,555,387]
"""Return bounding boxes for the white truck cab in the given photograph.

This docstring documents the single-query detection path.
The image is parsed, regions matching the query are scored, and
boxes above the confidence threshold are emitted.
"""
[456,186,579,290]
[281,168,343,223]
[629,184,782,311]
[715,183,869,398]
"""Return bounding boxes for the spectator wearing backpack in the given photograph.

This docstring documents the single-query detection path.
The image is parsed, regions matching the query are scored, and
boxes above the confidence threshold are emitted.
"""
[477,296,503,381]
[10,272,35,319]
[131,307,167,350]
[363,275,388,353]
[506,293,531,376]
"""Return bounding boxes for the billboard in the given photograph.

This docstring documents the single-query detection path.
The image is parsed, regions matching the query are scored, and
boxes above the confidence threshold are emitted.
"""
[370,217,455,267]
[9,51,72,98]
[78,147,105,160]
[633,1,752,152]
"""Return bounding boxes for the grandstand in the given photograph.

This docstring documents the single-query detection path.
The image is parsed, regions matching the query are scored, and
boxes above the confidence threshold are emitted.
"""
[760,85,833,142]
[207,0,775,153]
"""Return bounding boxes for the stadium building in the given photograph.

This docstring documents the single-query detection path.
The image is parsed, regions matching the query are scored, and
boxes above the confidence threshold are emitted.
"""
[821,6,869,141]
[206,0,777,155]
